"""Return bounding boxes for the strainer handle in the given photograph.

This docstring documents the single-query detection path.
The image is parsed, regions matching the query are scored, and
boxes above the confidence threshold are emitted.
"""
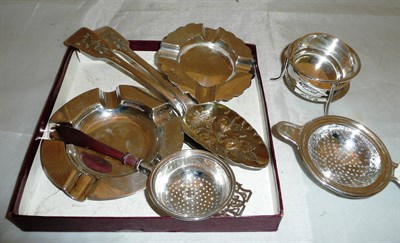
[220,182,252,217]
[391,161,400,187]
[273,121,302,147]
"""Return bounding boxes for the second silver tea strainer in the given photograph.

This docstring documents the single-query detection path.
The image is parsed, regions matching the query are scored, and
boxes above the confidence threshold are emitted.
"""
[273,116,399,198]
[148,149,251,220]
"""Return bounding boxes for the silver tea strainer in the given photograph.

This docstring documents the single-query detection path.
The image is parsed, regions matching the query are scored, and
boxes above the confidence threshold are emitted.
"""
[271,33,361,115]
[147,149,251,221]
[273,116,399,198]
[54,125,252,220]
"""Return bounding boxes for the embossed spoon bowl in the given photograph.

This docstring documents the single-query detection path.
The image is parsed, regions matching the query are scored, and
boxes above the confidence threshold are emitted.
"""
[64,27,269,169]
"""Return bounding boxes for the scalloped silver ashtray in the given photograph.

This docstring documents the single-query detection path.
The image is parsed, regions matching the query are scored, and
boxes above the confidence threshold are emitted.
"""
[155,23,254,103]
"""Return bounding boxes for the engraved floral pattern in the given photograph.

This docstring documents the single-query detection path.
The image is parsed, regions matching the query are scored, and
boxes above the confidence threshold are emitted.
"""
[185,107,261,166]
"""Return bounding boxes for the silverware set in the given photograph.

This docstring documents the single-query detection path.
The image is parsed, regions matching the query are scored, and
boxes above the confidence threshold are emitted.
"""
[40,25,397,222]
[42,25,261,220]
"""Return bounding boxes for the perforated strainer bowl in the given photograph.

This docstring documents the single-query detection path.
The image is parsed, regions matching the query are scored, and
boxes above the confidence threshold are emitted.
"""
[147,150,244,221]
[273,116,399,198]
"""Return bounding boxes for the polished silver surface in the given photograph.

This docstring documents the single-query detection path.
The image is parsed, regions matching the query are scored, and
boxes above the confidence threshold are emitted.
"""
[288,33,360,84]
[272,33,361,114]
[41,85,183,201]
[148,150,236,221]
[273,116,399,198]
[156,23,254,103]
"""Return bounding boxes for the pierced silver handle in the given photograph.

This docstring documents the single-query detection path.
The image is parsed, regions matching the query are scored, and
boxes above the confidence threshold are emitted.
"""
[220,182,252,217]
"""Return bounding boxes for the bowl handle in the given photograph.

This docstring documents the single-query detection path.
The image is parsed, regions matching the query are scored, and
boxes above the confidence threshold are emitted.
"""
[220,182,252,217]
[272,121,302,147]
[391,161,400,187]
